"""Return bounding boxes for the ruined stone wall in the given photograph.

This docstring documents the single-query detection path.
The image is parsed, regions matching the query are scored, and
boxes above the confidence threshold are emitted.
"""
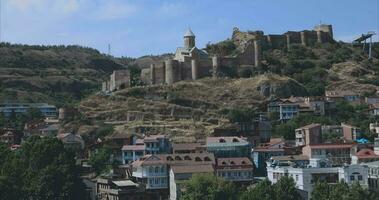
[154,64,166,84]
[180,61,192,81]
[237,43,255,66]
[197,59,212,78]
[110,70,130,91]
[266,35,287,49]
[286,31,302,44]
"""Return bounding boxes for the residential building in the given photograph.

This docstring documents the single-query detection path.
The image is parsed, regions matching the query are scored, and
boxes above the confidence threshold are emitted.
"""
[215,157,254,183]
[96,173,149,200]
[321,125,343,141]
[252,138,299,170]
[171,143,205,154]
[57,132,85,150]
[352,149,379,164]
[131,153,215,191]
[302,143,357,166]
[0,103,57,117]
[267,158,368,196]
[121,145,145,164]
[370,103,379,116]
[169,165,214,200]
[269,97,331,121]
[325,90,361,102]
[0,128,22,145]
[365,97,379,105]
[143,134,170,155]
[295,123,322,147]
[369,123,379,134]
[269,155,310,168]
[341,123,362,141]
[365,161,379,192]
[206,136,251,158]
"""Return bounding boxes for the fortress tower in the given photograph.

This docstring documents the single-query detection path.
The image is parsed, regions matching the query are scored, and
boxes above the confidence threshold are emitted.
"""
[184,29,196,49]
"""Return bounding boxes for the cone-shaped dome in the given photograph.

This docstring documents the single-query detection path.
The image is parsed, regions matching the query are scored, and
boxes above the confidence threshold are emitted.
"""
[184,29,195,37]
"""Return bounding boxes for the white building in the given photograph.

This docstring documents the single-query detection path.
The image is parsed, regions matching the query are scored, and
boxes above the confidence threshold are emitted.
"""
[267,159,368,197]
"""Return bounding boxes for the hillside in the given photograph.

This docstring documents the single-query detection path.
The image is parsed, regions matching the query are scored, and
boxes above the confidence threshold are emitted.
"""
[0,43,126,106]
[79,74,307,142]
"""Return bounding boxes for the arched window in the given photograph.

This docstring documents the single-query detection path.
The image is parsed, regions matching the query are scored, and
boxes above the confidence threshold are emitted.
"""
[230,161,235,165]
[167,156,173,161]
[232,138,239,143]
[184,156,192,160]
[219,138,226,143]
[241,161,246,165]
[221,161,227,165]
[195,157,202,162]
[204,156,211,161]
[175,156,182,161]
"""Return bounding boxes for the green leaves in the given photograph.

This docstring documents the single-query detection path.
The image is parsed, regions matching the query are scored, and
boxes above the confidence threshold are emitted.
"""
[0,137,86,200]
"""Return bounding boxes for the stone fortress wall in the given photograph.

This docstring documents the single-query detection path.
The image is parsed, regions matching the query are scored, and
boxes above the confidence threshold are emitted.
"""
[140,24,334,86]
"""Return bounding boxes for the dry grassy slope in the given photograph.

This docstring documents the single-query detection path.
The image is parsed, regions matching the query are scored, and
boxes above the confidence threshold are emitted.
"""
[327,61,379,94]
[79,74,307,141]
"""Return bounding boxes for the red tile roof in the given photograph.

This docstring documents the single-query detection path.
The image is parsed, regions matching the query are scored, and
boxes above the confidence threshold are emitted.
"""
[217,157,253,167]
[356,149,379,158]
[308,143,355,149]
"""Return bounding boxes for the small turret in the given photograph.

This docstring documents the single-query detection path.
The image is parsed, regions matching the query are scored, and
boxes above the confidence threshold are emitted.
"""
[184,28,196,49]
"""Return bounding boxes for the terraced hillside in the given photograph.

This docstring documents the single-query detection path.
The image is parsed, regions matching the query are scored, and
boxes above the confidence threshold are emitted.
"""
[79,74,307,142]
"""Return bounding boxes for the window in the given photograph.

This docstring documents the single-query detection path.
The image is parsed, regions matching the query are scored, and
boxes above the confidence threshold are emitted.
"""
[175,156,182,161]
[161,166,165,173]
[350,176,355,181]
[184,156,192,160]
[219,138,226,143]
[155,179,159,184]
[155,166,159,173]
[232,138,239,143]
[149,167,153,173]
[296,175,299,181]
[204,157,211,161]
[195,157,202,162]
[358,175,363,181]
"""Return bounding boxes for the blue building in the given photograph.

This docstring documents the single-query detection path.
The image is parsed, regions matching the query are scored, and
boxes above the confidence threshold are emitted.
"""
[0,103,57,117]
[206,136,251,158]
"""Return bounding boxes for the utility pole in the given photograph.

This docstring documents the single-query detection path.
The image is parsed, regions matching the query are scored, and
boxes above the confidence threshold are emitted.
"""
[108,43,111,56]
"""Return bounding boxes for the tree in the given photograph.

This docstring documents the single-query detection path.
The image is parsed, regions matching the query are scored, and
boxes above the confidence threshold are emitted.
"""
[89,147,113,175]
[274,176,302,200]
[180,174,238,200]
[240,179,275,200]
[227,108,256,123]
[311,181,377,200]
[0,136,86,199]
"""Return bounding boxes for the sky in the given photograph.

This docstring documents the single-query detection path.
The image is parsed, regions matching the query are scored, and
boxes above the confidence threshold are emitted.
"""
[0,0,378,57]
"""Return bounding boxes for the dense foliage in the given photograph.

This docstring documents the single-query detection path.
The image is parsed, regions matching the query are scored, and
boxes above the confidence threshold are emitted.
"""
[0,137,86,200]
[180,174,238,200]
[311,181,377,200]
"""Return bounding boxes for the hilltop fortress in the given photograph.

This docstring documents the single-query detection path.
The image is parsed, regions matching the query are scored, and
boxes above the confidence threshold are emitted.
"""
[102,24,334,91]
[140,24,334,86]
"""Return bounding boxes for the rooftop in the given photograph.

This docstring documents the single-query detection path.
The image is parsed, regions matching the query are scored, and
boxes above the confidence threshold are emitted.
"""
[171,164,214,174]
[296,123,321,130]
[271,155,309,161]
[122,144,145,151]
[184,29,195,37]
[307,143,355,149]
[206,136,249,145]
[172,143,203,151]
[217,157,253,167]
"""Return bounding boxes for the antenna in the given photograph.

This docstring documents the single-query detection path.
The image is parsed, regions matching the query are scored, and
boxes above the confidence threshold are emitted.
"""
[108,43,111,56]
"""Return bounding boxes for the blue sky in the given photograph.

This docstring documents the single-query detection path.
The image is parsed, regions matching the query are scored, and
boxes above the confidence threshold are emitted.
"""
[1,0,378,57]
